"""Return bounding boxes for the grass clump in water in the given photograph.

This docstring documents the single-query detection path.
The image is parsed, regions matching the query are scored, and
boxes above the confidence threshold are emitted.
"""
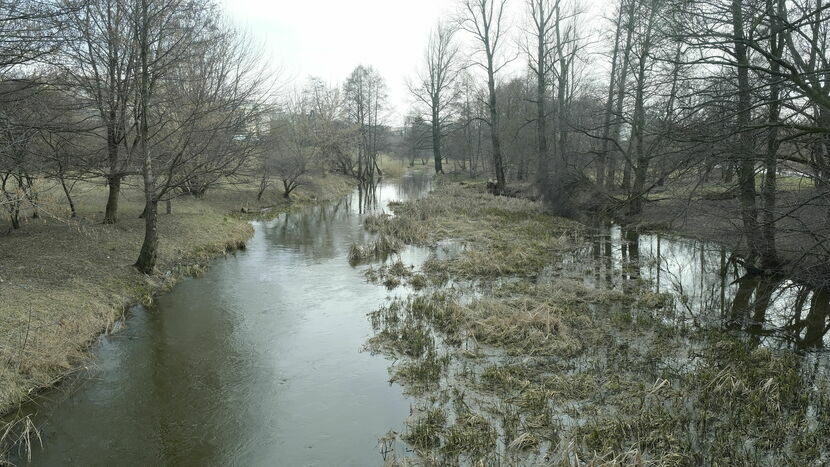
[403,407,447,451]
[347,235,402,265]
[442,411,498,461]
[391,347,450,395]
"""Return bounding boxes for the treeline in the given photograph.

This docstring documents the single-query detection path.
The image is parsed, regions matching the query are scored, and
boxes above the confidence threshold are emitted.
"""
[0,0,398,274]
[402,0,830,279]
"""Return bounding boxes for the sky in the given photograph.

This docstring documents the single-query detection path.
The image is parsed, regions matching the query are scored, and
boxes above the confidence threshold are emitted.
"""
[220,0,605,126]
[220,0,456,125]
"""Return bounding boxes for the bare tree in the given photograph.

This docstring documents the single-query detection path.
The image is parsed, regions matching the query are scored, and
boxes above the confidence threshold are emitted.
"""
[268,96,314,200]
[133,0,270,273]
[526,0,556,187]
[343,65,387,183]
[61,0,137,224]
[460,0,511,194]
[409,21,462,174]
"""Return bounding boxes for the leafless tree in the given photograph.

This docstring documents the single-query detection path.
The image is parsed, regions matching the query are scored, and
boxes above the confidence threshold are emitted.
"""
[343,65,387,183]
[61,0,137,223]
[460,0,511,194]
[133,0,271,273]
[409,21,462,174]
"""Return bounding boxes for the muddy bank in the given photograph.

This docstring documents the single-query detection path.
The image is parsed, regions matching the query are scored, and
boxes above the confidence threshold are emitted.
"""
[354,179,830,465]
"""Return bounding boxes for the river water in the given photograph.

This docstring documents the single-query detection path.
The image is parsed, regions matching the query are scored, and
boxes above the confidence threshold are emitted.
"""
[18,172,431,466]
[11,172,830,465]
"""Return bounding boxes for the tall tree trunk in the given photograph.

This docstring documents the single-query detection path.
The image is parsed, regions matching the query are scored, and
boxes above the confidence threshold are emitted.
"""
[629,8,661,216]
[534,0,549,189]
[609,0,636,190]
[597,1,625,188]
[432,104,444,174]
[760,0,782,269]
[134,0,158,274]
[732,0,761,262]
[487,64,506,193]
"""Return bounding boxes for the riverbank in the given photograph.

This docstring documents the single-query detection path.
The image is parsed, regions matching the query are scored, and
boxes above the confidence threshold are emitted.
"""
[0,174,355,418]
[357,178,830,465]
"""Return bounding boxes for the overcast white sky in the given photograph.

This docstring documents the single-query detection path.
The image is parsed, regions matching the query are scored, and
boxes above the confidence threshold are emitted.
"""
[220,0,605,125]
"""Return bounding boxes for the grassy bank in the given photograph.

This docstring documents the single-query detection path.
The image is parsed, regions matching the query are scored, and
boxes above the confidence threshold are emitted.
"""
[0,173,354,418]
[357,179,829,465]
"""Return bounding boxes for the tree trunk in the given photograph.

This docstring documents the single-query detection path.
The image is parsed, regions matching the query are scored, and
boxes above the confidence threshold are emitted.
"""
[486,53,505,194]
[135,198,158,274]
[103,116,122,224]
[535,17,549,189]
[432,105,444,174]
[134,0,157,275]
[622,159,632,192]
[608,0,636,190]
[60,176,77,218]
[104,175,122,224]
[24,174,39,219]
[732,0,761,262]
[597,2,625,189]
[802,288,830,349]
[760,1,782,270]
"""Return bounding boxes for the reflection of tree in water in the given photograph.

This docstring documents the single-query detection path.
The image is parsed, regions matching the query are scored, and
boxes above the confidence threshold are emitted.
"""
[585,223,830,349]
[726,275,830,350]
[357,181,379,214]
[260,172,433,260]
[262,198,353,260]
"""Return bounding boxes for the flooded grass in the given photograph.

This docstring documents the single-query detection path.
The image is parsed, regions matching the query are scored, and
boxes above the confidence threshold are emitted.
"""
[348,235,403,265]
[358,180,830,465]
[365,181,582,279]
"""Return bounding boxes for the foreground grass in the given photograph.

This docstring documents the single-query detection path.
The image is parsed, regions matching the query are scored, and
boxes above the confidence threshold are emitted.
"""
[0,174,354,419]
[359,180,830,465]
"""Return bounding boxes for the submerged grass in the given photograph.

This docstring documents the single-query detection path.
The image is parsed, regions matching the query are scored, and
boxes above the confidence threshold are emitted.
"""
[348,235,403,265]
[358,179,830,465]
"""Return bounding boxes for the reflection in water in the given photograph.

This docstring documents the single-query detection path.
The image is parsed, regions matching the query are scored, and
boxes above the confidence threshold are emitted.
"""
[586,223,830,350]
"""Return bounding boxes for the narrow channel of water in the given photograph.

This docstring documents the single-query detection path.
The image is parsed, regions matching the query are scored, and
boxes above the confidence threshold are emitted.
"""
[17,172,431,466]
